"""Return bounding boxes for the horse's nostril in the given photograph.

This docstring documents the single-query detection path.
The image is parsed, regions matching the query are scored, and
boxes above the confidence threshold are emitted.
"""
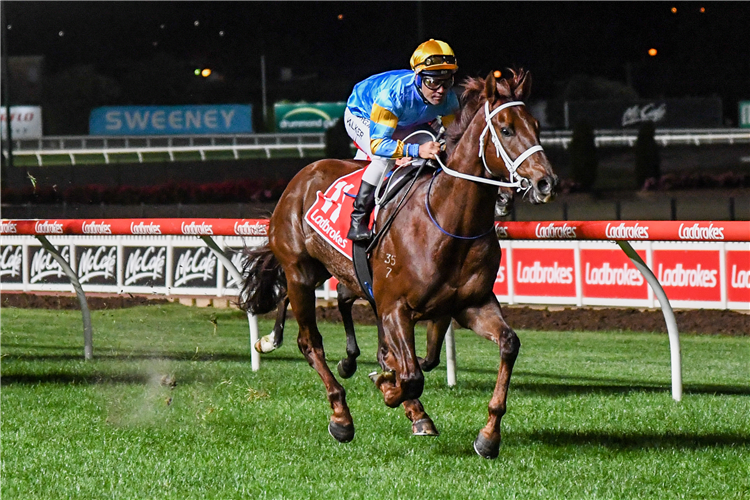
[537,178,551,195]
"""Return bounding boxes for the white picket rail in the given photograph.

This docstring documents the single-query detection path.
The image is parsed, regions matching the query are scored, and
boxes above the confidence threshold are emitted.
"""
[3,130,749,166]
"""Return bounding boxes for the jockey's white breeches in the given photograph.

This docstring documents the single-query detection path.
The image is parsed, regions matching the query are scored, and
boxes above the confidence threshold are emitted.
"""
[343,108,394,185]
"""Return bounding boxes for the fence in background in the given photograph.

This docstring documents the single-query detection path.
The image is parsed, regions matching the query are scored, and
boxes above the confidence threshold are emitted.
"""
[2,218,749,401]
[4,129,750,166]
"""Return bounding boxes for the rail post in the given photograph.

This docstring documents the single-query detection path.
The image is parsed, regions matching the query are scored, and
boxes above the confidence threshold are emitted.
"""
[445,323,457,387]
[617,240,682,401]
[200,235,260,371]
[36,235,93,360]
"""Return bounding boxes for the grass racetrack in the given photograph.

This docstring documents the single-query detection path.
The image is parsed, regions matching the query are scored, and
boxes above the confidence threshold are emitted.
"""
[2,303,749,499]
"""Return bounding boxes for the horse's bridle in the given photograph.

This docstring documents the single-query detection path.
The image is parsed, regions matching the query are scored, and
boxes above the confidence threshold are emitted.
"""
[434,100,545,193]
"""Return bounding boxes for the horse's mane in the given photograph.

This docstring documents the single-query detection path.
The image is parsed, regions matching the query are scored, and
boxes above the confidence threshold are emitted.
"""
[445,68,529,156]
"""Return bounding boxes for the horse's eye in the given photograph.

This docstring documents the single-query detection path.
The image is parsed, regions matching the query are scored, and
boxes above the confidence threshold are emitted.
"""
[501,127,513,137]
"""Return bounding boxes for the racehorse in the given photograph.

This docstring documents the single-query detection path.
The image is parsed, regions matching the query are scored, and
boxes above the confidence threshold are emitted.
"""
[240,69,557,458]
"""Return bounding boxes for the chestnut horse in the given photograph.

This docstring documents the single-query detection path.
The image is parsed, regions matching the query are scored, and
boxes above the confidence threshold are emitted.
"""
[240,70,557,458]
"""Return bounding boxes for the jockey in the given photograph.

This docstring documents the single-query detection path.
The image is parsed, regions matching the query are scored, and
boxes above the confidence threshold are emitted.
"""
[343,39,460,242]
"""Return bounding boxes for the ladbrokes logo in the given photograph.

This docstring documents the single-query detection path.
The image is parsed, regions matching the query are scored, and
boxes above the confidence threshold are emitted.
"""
[678,223,724,240]
[516,261,574,284]
[234,221,267,236]
[309,209,347,249]
[495,265,506,283]
[585,262,644,286]
[34,220,64,234]
[731,265,750,289]
[82,221,112,235]
[658,263,718,288]
[0,221,18,234]
[181,221,213,235]
[605,222,649,239]
[130,221,162,235]
[535,223,577,239]
[307,182,354,251]
[495,226,509,238]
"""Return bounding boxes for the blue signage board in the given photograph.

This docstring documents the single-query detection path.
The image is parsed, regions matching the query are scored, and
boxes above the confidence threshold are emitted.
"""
[89,104,253,135]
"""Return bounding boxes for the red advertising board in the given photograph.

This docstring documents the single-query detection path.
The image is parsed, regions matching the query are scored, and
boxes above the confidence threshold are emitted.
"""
[492,249,510,296]
[581,248,649,300]
[652,248,722,302]
[511,247,577,298]
[726,249,750,304]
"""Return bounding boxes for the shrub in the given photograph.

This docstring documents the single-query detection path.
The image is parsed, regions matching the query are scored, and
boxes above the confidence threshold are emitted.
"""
[568,120,598,191]
[634,121,660,189]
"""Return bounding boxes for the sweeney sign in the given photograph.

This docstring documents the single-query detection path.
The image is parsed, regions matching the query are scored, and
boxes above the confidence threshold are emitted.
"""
[90,105,253,135]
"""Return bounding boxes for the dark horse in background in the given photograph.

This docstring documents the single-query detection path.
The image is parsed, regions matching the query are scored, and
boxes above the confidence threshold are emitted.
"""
[240,70,558,458]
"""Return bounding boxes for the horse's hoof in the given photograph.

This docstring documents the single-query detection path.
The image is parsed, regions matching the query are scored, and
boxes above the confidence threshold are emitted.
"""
[473,432,500,459]
[337,359,357,379]
[328,421,355,443]
[412,418,439,436]
[417,357,437,372]
[254,335,277,354]
[368,370,395,386]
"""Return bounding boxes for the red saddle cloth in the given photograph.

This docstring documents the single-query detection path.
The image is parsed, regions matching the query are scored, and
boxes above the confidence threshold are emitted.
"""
[304,169,373,261]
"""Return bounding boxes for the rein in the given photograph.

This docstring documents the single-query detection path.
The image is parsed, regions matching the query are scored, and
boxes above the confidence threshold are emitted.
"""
[432,100,544,194]
[425,169,496,240]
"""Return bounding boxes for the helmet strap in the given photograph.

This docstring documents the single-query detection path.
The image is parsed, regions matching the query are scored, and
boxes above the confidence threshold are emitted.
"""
[413,74,430,105]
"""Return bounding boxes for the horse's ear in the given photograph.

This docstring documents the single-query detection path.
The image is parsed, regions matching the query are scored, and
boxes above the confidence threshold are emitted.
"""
[484,72,497,104]
[496,76,512,99]
[514,70,532,101]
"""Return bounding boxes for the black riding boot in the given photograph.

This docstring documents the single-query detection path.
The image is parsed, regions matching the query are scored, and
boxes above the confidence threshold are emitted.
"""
[347,180,377,242]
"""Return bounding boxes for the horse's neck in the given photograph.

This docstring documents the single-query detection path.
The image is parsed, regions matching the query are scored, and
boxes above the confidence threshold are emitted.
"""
[429,118,498,233]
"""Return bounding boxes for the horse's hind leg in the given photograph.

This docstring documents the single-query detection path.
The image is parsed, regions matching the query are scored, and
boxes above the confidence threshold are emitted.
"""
[287,276,355,443]
[335,283,360,379]
[403,399,439,436]
[418,316,452,372]
[255,296,290,353]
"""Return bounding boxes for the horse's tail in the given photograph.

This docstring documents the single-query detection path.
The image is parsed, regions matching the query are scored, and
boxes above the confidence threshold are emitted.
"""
[238,244,287,315]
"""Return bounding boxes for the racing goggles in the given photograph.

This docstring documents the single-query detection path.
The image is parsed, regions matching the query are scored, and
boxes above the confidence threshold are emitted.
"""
[422,74,454,91]
[420,54,457,68]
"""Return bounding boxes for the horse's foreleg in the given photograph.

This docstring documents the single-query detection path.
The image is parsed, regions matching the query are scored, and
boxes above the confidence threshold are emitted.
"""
[370,304,423,408]
[418,316,451,372]
[402,315,451,436]
[254,296,290,354]
[335,283,360,379]
[457,299,520,459]
[287,280,354,443]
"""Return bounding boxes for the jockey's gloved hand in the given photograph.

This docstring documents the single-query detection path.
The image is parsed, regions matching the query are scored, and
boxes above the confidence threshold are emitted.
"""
[418,141,442,159]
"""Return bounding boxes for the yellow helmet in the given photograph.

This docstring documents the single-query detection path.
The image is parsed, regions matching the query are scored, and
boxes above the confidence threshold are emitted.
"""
[410,39,458,75]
